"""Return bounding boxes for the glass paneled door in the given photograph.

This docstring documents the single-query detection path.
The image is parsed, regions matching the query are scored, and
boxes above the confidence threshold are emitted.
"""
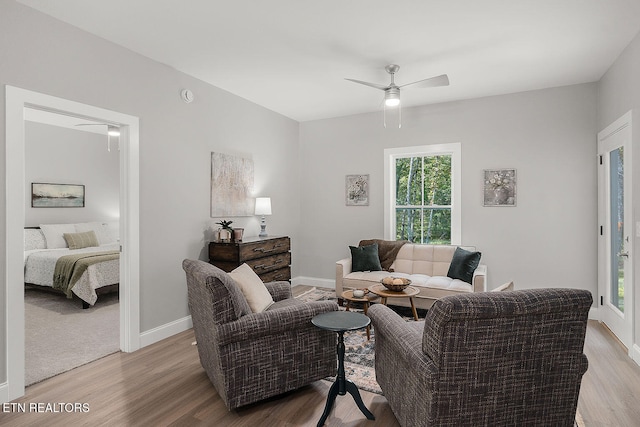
[598,112,633,352]
[608,147,625,313]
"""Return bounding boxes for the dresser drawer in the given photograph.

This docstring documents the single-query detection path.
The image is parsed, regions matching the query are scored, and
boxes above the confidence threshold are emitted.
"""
[259,267,291,283]
[209,236,290,263]
[238,237,290,261]
[246,252,291,274]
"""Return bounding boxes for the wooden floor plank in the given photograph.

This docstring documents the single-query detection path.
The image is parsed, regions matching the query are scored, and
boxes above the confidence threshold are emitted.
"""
[2,286,638,426]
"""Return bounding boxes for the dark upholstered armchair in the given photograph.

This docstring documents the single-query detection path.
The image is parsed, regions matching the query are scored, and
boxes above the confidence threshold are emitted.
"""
[369,288,592,427]
[182,259,338,410]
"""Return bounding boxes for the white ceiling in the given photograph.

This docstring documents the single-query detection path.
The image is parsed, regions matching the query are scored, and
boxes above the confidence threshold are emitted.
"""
[17,0,640,122]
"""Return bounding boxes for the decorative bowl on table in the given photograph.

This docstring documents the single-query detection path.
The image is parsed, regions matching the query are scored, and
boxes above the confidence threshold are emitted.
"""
[381,277,411,292]
[352,288,368,298]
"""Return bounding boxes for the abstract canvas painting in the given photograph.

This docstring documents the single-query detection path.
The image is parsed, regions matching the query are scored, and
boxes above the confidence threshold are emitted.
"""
[31,183,85,208]
[211,152,254,217]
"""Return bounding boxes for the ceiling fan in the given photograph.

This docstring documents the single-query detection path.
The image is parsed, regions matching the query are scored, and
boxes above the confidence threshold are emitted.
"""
[345,64,449,127]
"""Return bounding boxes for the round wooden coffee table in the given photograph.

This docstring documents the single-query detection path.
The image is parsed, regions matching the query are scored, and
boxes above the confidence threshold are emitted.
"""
[368,283,420,321]
[341,290,379,340]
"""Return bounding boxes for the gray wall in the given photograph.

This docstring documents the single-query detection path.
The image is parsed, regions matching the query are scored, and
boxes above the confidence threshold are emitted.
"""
[598,29,640,352]
[0,1,300,384]
[25,121,120,226]
[299,83,598,293]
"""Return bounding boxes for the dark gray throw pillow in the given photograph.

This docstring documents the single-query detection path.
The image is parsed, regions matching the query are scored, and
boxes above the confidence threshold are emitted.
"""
[447,247,481,284]
[350,243,383,272]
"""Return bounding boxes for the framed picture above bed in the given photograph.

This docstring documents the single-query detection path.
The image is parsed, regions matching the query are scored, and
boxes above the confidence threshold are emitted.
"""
[31,182,85,208]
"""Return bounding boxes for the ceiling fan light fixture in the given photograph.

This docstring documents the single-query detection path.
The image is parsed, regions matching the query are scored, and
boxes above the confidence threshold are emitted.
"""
[384,88,400,107]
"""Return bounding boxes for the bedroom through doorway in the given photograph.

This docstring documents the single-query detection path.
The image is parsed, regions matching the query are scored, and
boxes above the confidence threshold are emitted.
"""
[5,86,140,402]
[23,109,121,386]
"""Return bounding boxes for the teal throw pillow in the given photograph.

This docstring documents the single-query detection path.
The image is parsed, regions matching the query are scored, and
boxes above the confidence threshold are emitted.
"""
[447,247,481,284]
[350,243,382,272]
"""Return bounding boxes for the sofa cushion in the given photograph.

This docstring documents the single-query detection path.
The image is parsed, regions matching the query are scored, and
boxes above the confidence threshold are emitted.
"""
[350,243,383,272]
[447,247,481,284]
[343,272,473,295]
[358,239,409,271]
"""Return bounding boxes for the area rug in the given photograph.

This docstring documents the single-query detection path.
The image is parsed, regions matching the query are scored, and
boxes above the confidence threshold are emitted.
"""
[24,288,120,386]
[295,287,585,427]
[296,286,424,394]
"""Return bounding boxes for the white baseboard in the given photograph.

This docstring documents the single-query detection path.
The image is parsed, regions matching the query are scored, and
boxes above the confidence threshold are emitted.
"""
[0,382,8,404]
[291,276,335,289]
[633,344,640,367]
[139,315,193,348]
[588,307,598,320]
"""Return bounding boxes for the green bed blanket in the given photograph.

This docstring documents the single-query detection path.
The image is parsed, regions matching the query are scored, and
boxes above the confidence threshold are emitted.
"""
[53,250,120,298]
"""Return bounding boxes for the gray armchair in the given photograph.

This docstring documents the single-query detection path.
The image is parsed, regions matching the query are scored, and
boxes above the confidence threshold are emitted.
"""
[182,259,338,410]
[369,288,591,427]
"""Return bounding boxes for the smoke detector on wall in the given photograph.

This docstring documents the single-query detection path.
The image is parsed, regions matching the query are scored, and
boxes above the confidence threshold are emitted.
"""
[181,89,194,103]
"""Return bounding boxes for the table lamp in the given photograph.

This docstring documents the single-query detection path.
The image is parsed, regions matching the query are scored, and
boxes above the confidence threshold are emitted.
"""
[255,197,272,237]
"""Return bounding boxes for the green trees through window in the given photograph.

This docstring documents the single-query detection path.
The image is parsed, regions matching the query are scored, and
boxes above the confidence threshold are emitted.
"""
[395,155,452,244]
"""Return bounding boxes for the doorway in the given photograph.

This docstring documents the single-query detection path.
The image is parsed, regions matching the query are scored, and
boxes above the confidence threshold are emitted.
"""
[597,110,634,354]
[5,86,141,401]
[24,111,121,385]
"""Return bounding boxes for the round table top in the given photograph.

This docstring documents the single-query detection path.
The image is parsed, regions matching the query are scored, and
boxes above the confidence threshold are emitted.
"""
[341,290,379,303]
[312,311,370,332]
[369,283,419,298]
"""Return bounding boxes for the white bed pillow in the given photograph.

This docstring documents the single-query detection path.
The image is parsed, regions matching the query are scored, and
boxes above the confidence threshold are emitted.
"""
[228,263,274,313]
[75,221,118,245]
[39,223,76,249]
[24,228,46,251]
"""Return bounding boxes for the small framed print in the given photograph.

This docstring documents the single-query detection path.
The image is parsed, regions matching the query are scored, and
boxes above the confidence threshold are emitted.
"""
[346,174,369,206]
[483,169,516,207]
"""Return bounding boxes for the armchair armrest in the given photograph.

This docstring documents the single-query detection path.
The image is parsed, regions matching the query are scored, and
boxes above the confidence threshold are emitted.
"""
[216,300,339,346]
[472,264,487,292]
[368,304,433,368]
[264,281,292,302]
[335,257,352,295]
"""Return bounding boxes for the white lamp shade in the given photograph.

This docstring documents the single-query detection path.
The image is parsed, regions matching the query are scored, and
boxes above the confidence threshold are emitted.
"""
[255,197,272,215]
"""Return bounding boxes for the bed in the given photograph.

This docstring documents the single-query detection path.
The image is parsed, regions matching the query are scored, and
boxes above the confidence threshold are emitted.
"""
[24,222,120,308]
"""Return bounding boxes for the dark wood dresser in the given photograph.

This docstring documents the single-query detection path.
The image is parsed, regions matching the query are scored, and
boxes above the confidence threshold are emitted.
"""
[208,235,291,282]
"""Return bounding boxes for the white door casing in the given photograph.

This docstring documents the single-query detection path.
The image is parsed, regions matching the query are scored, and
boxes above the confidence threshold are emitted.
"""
[597,110,634,354]
[4,86,140,401]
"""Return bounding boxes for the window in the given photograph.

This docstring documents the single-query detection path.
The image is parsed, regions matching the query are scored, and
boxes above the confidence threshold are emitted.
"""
[384,143,461,244]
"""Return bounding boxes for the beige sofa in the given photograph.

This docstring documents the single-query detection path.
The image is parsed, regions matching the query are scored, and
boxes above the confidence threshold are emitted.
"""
[336,244,487,310]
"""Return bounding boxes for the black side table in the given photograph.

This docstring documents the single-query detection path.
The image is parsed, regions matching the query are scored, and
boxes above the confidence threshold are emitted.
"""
[311,311,375,426]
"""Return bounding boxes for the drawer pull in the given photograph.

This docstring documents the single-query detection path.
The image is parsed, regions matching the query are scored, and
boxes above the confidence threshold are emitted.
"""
[253,259,284,270]
[253,247,276,253]
[253,242,287,253]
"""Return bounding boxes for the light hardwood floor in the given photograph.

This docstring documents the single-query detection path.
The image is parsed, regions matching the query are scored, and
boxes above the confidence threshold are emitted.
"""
[2,288,639,426]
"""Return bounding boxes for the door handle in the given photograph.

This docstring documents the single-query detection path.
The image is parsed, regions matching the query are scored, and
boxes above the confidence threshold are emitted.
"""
[619,252,629,258]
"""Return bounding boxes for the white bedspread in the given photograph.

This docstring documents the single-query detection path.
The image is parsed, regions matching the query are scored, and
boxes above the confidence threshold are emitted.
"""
[24,243,120,305]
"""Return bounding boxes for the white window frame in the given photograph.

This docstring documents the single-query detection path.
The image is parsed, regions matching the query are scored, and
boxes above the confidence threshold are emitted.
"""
[384,143,461,244]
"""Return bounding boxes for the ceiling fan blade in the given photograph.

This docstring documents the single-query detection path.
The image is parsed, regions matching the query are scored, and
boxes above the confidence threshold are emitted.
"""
[345,78,389,90]
[400,74,449,89]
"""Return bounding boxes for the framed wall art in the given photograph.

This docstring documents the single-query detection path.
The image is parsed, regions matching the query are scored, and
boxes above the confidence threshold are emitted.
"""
[346,174,369,206]
[210,152,254,217]
[31,183,85,208]
[483,169,516,206]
